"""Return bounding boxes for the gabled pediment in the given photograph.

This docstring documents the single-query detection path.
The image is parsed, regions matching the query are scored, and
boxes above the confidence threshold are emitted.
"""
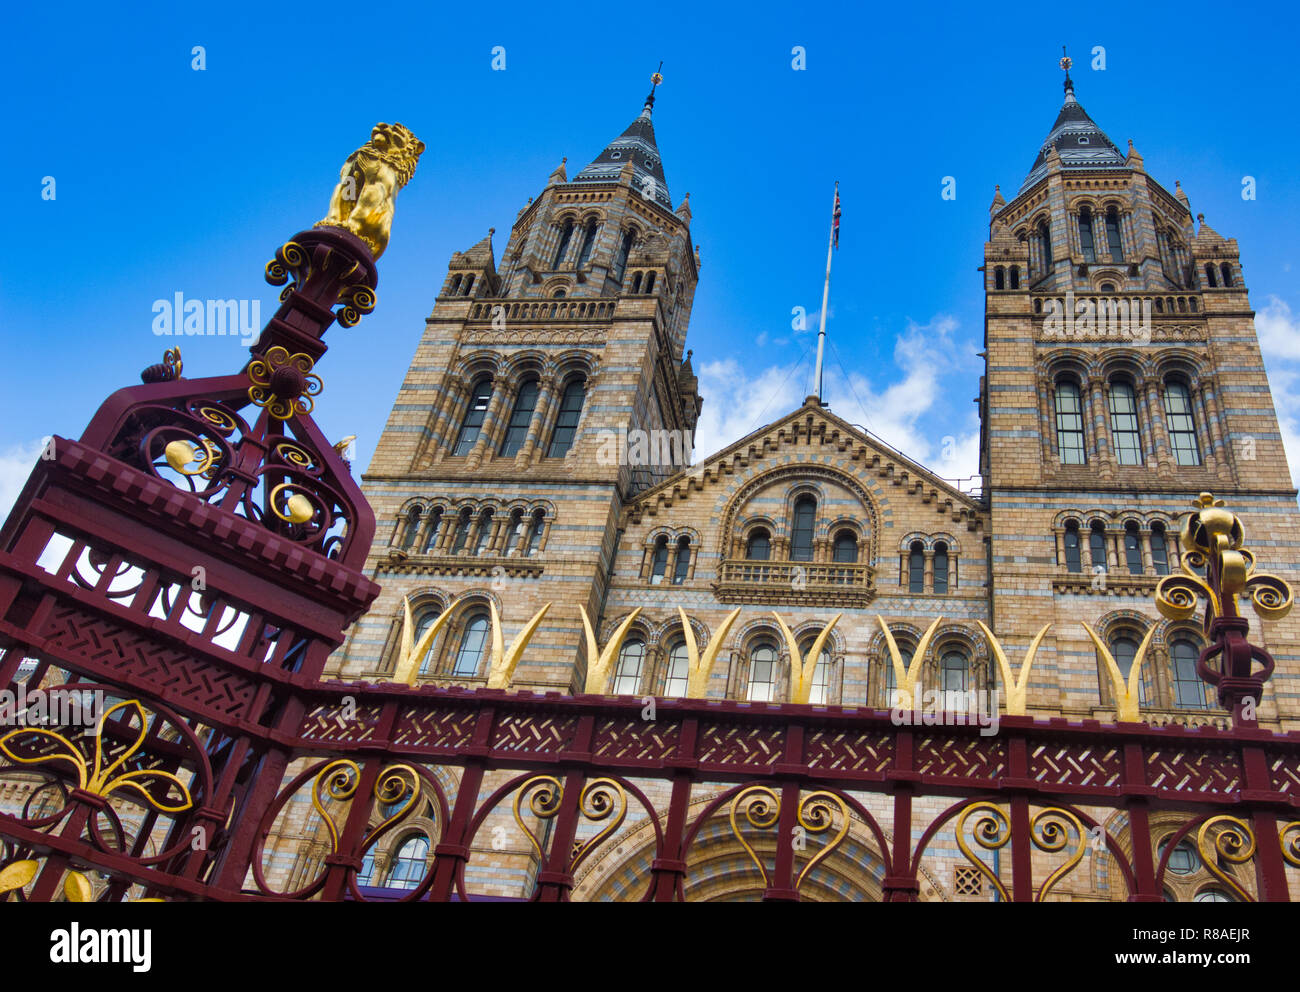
[625,398,984,532]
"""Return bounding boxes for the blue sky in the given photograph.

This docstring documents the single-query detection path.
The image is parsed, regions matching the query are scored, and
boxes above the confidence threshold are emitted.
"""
[3,0,1299,513]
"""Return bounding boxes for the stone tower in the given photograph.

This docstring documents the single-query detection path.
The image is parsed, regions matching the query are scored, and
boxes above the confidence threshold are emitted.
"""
[980,62,1300,728]
[329,79,703,691]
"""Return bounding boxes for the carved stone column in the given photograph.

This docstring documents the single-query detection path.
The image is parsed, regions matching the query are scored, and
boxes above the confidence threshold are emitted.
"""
[432,382,466,466]
[1199,381,1226,477]
[1088,383,1114,479]
[1144,381,1173,477]
[466,386,508,469]
[519,377,556,465]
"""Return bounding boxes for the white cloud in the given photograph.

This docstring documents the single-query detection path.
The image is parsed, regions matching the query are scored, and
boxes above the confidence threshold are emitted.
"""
[0,439,46,521]
[693,314,981,485]
[1256,295,1300,361]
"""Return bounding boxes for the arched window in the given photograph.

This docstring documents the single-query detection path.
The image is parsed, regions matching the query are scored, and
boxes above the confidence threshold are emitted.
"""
[747,642,779,702]
[357,848,378,887]
[1009,265,1020,289]
[1089,522,1107,572]
[1105,207,1124,262]
[387,835,429,890]
[1204,263,1217,288]
[1171,638,1206,708]
[630,272,643,294]
[611,229,635,284]
[663,641,689,698]
[940,650,968,705]
[612,638,645,694]
[790,497,816,562]
[933,542,949,594]
[1151,523,1170,575]
[450,508,474,554]
[461,274,475,296]
[1163,379,1201,465]
[1064,520,1082,572]
[553,220,574,269]
[453,379,493,456]
[1124,521,1143,575]
[547,378,586,458]
[1194,888,1234,902]
[832,529,858,563]
[413,607,442,674]
[400,506,421,549]
[908,541,925,593]
[525,510,545,557]
[1038,219,1052,271]
[672,537,691,585]
[1055,378,1086,464]
[448,274,462,296]
[452,613,490,677]
[994,266,1005,290]
[1110,634,1149,704]
[473,510,494,556]
[1155,297,1164,313]
[575,220,598,269]
[644,271,656,293]
[505,509,524,557]
[498,378,540,456]
[746,528,771,561]
[650,536,669,584]
[1078,207,1096,262]
[1220,263,1234,287]
[1108,379,1142,465]
[800,636,832,705]
[422,507,443,554]
[1159,838,1201,876]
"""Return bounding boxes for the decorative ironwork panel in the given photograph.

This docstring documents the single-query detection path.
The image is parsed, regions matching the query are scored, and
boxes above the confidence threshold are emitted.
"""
[1268,751,1300,794]
[1028,741,1124,789]
[1145,745,1242,794]
[590,718,680,763]
[915,734,1007,780]
[697,723,785,769]
[803,728,893,775]
[40,604,257,720]
[489,713,579,754]
[300,700,388,744]
[391,705,479,750]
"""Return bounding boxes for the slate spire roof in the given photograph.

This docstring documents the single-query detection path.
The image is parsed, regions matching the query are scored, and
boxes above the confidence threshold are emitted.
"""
[571,77,673,210]
[1019,73,1128,194]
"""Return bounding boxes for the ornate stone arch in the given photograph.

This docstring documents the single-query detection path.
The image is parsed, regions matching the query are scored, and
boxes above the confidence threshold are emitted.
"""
[720,464,881,569]
[898,531,930,552]
[453,350,502,384]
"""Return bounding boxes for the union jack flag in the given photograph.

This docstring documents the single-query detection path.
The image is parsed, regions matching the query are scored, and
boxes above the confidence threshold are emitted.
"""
[832,187,842,249]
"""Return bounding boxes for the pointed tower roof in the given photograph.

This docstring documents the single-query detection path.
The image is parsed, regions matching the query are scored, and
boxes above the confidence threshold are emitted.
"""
[571,68,673,209]
[1019,57,1127,194]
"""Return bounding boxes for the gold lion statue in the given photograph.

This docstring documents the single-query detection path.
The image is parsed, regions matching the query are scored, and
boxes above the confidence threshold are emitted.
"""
[317,122,425,259]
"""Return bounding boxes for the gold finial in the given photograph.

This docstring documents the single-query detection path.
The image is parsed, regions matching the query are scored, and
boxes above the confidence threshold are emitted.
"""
[317,122,425,259]
[650,60,664,88]
[1059,45,1072,74]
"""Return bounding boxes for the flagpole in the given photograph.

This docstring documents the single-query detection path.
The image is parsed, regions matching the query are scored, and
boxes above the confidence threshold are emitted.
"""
[813,181,837,402]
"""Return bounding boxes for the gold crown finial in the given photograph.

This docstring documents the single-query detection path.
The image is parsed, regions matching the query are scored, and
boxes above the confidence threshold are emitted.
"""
[651,60,663,87]
[1059,45,1072,74]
